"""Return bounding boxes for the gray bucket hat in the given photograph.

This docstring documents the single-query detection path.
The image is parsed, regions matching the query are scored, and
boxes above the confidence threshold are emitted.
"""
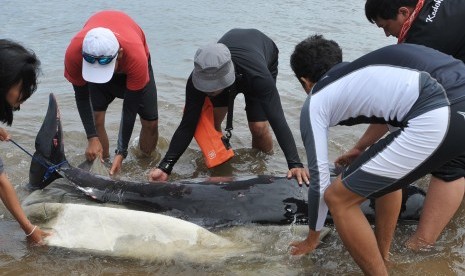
[192,43,235,93]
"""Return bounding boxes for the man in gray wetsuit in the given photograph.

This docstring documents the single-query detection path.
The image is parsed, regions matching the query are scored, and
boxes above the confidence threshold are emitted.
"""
[289,35,465,275]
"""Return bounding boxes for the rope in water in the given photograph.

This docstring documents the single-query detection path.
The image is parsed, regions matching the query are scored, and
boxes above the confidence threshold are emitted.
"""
[9,139,67,180]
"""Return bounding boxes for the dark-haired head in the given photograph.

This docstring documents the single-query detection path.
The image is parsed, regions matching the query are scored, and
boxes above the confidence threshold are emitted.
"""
[290,34,342,88]
[0,39,40,125]
[365,0,418,23]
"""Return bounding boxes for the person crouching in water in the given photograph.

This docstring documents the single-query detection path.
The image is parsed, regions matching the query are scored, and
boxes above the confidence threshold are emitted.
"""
[149,28,309,185]
[0,39,49,244]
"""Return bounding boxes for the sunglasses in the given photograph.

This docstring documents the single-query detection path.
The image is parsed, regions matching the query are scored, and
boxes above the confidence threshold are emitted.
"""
[82,51,118,65]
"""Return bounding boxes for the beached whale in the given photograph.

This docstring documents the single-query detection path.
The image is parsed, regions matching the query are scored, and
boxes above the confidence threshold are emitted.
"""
[24,202,239,261]
[23,200,332,261]
[27,94,426,227]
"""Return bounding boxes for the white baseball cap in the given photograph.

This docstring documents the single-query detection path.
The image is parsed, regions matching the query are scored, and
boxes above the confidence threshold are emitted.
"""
[82,27,119,83]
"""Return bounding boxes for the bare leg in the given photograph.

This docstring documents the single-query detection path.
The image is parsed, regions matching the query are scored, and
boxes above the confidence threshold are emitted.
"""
[375,189,402,261]
[213,107,228,132]
[248,121,273,153]
[94,111,109,159]
[325,177,388,275]
[139,118,158,155]
[406,176,465,250]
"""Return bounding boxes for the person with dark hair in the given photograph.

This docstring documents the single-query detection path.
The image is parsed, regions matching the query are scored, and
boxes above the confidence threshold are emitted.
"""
[364,0,465,62]
[290,35,343,85]
[149,29,309,184]
[65,10,159,175]
[0,39,49,244]
[289,35,465,274]
[333,0,465,252]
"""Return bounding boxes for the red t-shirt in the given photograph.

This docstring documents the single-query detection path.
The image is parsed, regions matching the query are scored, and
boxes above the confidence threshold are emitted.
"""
[64,10,151,91]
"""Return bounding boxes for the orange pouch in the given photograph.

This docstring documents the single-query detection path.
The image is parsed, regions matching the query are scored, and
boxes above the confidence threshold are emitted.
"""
[194,98,234,168]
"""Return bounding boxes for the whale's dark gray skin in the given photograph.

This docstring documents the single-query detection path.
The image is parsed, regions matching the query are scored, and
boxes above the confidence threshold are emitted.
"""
[28,94,425,227]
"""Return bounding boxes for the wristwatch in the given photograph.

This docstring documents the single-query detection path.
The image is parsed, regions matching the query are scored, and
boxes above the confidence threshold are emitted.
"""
[115,149,128,159]
[157,160,173,175]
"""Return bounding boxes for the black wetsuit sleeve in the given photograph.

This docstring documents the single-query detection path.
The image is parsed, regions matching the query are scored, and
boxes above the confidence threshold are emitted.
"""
[255,78,303,169]
[219,29,303,169]
[117,89,143,155]
[158,77,205,174]
[73,84,98,139]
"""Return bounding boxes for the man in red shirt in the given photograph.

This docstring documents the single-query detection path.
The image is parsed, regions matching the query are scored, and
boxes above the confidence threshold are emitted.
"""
[64,10,158,175]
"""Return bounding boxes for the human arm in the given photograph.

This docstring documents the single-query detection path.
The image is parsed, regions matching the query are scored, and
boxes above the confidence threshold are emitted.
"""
[149,77,205,181]
[110,52,153,174]
[252,75,309,185]
[0,172,49,244]
[109,89,144,175]
[334,124,388,166]
[65,40,102,161]
[73,84,103,161]
[290,95,331,255]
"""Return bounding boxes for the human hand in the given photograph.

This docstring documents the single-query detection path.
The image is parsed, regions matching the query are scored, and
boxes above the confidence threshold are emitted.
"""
[290,230,320,255]
[0,128,11,141]
[405,234,434,252]
[86,137,103,162]
[148,168,169,182]
[110,154,124,175]
[26,225,51,245]
[334,147,363,167]
[287,167,310,186]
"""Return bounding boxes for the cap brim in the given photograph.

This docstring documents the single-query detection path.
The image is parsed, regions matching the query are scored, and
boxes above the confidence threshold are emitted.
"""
[192,62,235,93]
[82,57,116,83]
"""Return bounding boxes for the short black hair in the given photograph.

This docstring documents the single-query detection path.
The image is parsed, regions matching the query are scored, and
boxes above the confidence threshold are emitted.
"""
[290,34,342,83]
[0,39,40,125]
[365,0,418,23]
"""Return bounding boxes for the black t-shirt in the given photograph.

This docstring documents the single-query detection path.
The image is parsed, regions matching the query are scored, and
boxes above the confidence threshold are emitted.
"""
[406,0,465,63]
[159,28,302,172]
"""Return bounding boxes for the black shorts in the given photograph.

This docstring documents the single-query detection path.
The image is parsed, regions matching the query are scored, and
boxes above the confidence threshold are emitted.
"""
[431,154,465,182]
[88,57,158,121]
[342,100,465,199]
[0,157,4,174]
[210,55,279,123]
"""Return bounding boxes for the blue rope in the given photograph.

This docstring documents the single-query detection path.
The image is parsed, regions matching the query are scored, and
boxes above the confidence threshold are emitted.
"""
[10,139,67,181]
[43,160,68,181]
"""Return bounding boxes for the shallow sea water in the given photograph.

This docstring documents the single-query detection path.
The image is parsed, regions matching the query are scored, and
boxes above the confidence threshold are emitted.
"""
[1,0,463,275]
